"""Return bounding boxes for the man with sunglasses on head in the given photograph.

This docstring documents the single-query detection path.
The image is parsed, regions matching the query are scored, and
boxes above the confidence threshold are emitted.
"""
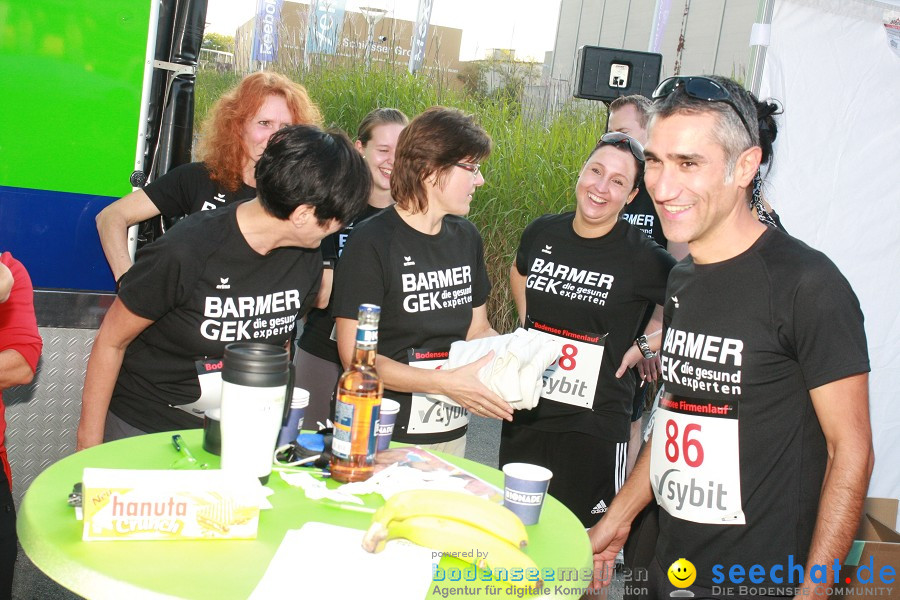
[588,75,872,600]
[607,95,690,478]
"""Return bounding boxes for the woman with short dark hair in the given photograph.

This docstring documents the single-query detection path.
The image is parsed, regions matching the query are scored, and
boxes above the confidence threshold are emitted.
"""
[331,107,513,457]
[77,125,370,450]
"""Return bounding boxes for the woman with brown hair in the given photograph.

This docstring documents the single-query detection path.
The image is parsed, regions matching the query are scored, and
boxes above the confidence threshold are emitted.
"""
[96,71,322,282]
[330,107,514,457]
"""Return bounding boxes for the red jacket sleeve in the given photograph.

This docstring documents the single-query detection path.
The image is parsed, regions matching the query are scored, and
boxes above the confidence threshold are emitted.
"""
[0,252,42,372]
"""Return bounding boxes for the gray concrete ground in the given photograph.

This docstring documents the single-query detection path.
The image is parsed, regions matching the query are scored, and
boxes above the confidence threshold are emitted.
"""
[11,415,623,600]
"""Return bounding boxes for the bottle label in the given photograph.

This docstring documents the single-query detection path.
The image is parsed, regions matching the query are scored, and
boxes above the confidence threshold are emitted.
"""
[332,397,380,461]
[356,325,378,347]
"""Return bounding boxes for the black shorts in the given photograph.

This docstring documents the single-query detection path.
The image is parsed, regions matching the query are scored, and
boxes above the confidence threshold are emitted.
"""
[499,423,626,528]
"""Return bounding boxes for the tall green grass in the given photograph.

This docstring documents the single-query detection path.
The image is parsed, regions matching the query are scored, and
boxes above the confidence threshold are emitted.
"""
[195,67,606,333]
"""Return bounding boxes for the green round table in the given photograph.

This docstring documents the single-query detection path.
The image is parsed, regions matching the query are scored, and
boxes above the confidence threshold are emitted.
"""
[17,430,592,599]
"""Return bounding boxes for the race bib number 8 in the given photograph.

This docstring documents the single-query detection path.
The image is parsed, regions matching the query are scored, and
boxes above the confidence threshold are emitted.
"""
[649,395,745,525]
[527,318,605,409]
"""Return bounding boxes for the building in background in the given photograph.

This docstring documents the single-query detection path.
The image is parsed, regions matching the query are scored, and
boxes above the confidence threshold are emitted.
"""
[460,49,544,96]
[548,0,759,99]
[199,48,235,72]
[234,1,462,76]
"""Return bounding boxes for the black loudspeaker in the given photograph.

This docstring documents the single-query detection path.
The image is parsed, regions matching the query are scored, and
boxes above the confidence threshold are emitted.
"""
[574,46,663,102]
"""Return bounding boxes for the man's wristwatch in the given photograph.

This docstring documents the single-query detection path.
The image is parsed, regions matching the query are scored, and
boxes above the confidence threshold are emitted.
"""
[635,335,655,359]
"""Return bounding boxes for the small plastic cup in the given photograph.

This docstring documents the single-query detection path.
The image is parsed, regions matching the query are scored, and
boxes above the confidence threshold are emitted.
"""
[277,387,311,447]
[375,398,401,451]
[502,462,553,525]
[203,408,222,455]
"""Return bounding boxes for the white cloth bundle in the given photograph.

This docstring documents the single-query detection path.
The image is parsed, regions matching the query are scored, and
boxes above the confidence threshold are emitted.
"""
[429,328,561,410]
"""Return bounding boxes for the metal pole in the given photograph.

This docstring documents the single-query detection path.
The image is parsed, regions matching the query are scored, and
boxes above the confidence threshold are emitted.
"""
[622,0,633,48]
[360,7,386,72]
[712,0,728,74]
[129,0,162,262]
[748,0,775,95]
[598,0,607,45]
[570,0,585,81]
[365,20,374,70]
[673,0,692,76]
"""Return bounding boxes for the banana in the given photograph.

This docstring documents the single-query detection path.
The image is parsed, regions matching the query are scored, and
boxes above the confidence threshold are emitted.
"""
[361,489,528,553]
[371,514,542,588]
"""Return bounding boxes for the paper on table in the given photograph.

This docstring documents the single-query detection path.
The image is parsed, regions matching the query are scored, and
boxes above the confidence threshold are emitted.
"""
[335,449,503,503]
[278,471,365,505]
[249,522,435,599]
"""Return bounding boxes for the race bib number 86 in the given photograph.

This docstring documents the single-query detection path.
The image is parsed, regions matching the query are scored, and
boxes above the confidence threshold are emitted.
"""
[650,395,745,525]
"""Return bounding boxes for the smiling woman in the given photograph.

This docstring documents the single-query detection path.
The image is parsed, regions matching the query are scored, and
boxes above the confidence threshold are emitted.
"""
[502,133,676,528]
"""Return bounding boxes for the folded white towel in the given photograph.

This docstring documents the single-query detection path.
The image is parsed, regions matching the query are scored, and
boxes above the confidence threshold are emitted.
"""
[429,328,561,410]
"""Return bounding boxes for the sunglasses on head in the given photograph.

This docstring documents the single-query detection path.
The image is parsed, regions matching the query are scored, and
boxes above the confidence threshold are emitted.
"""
[652,76,754,140]
[596,132,645,163]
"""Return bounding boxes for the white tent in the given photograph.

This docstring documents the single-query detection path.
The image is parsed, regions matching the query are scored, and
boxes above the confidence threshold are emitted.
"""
[752,0,900,506]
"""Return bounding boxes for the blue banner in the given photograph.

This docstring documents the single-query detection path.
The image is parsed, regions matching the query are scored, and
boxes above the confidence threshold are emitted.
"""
[252,0,285,62]
[305,0,348,56]
[408,0,434,73]
[0,185,117,290]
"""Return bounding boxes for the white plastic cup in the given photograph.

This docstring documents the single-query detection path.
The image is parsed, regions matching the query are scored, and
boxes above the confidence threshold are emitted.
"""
[375,398,401,451]
[502,462,553,525]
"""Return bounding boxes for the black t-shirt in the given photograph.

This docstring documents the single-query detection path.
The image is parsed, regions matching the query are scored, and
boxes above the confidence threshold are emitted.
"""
[621,187,666,248]
[111,202,322,432]
[331,207,492,444]
[299,205,386,364]
[144,162,256,218]
[654,227,869,590]
[512,214,675,441]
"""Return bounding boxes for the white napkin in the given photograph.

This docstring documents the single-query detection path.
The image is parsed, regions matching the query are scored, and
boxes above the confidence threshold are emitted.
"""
[278,471,365,505]
[250,523,434,600]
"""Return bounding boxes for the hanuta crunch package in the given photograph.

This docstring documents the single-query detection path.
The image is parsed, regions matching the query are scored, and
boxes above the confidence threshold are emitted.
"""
[82,468,262,541]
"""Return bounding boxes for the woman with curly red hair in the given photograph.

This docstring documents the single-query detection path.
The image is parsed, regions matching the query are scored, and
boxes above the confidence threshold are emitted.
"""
[97,71,322,282]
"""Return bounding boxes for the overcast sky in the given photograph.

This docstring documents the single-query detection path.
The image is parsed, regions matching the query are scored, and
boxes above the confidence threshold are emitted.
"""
[206,0,562,61]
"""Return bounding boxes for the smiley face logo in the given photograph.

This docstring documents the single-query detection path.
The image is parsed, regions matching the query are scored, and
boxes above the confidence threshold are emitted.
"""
[667,558,697,588]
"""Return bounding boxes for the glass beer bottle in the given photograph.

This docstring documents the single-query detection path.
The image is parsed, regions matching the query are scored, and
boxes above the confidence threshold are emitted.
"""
[330,304,384,483]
